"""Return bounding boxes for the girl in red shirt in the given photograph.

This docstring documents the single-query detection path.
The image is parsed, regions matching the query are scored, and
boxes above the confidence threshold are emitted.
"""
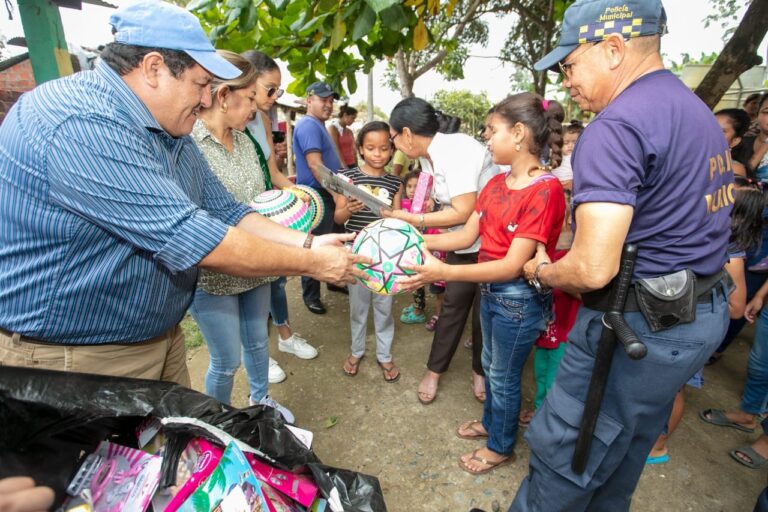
[403,93,566,474]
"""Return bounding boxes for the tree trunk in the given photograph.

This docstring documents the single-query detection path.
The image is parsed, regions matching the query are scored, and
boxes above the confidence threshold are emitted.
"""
[535,0,556,97]
[694,0,768,109]
[394,49,415,98]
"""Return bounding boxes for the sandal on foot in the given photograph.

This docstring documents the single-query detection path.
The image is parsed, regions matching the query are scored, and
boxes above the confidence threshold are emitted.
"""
[378,361,400,383]
[699,409,756,433]
[730,445,768,469]
[417,382,438,405]
[458,449,514,475]
[646,453,670,465]
[400,309,426,324]
[343,355,363,376]
[456,420,488,440]
[425,315,439,331]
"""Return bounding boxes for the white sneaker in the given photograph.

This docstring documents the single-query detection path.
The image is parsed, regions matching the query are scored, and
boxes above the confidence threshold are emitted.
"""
[268,357,286,384]
[250,394,295,424]
[278,333,318,360]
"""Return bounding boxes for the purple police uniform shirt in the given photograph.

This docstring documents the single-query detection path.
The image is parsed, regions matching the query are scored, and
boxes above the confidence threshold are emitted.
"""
[572,70,733,279]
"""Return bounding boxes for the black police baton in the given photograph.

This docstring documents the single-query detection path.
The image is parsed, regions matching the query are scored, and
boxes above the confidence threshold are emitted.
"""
[572,244,647,475]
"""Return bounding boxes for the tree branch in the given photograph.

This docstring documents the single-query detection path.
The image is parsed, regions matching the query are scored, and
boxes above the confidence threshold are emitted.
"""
[694,0,768,108]
[479,0,547,31]
[412,0,484,80]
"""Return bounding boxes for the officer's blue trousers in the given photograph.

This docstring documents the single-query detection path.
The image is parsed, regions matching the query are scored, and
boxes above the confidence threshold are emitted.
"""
[511,287,729,512]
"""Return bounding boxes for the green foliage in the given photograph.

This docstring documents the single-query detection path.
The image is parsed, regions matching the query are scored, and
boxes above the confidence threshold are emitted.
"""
[669,52,720,75]
[383,0,492,95]
[181,314,204,351]
[353,101,389,121]
[500,0,576,96]
[189,0,464,96]
[704,0,747,39]
[431,89,491,138]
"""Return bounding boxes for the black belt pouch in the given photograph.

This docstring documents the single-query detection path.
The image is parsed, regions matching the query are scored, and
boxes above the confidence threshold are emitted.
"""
[634,269,697,332]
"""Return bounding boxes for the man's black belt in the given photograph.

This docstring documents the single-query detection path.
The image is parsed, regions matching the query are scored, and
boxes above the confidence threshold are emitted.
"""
[582,270,725,313]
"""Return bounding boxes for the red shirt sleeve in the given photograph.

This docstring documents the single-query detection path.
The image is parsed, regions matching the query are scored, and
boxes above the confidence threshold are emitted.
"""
[515,179,565,245]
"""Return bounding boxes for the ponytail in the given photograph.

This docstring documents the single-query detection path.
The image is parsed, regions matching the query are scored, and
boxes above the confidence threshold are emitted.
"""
[545,100,564,168]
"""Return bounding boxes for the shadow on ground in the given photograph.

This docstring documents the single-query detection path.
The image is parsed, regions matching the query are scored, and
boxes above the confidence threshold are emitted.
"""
[187,277,764,512]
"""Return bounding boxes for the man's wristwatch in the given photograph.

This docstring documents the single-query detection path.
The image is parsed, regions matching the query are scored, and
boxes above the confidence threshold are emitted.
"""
[531,261,550,294]
[303,234,314,249]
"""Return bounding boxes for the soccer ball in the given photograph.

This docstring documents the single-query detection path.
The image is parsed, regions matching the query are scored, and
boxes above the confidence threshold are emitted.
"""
[352,218,425,295]
[291,185,325,231]
[250,189,313,233]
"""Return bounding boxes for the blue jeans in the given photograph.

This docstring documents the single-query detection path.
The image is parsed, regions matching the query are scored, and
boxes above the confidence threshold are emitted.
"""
[190,285,270,405]
[480,280,547,456]
[511,285,729,512]
[270,277,289,327]
[741,306,768,414]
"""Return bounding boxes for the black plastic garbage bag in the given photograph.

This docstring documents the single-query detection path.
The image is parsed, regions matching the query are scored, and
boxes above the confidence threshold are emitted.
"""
[0,366,386,512]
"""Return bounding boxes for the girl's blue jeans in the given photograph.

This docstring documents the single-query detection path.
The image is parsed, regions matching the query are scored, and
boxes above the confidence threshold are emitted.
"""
[270,277,290,327]
[190,284,270,405]
[741,305,768,414]
[480,279,548,455]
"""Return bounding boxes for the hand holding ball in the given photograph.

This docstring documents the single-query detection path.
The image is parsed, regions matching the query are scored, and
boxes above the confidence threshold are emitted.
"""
[351,218,425,295]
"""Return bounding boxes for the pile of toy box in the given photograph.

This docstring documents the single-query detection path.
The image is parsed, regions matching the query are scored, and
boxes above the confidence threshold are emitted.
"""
[0,367,386,512]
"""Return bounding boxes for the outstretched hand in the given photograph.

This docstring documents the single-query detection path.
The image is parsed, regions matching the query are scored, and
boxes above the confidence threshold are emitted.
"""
[314,232,354,247]
[0,477,55,512]
[398,250,448,292]
[380,208,414,226]
[523,243,551,282]
[310,236,370,285]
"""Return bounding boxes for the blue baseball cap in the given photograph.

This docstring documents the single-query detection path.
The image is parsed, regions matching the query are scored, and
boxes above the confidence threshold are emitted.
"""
[306,82,340,99]
[109,0,240,79]
[534,0,668,72]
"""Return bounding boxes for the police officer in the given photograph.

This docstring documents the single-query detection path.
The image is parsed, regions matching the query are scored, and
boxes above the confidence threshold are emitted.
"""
[512,0,733,510]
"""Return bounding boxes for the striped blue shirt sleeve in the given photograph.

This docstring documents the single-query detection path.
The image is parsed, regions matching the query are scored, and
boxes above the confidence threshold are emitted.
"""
[47,114,232,273]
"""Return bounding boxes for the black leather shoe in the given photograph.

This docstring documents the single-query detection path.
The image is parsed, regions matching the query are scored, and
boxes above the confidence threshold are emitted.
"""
[327,284,349,295]
[305,300,326,314]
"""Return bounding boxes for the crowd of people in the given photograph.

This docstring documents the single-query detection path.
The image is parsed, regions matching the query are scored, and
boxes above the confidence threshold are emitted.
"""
[0,0,767,510]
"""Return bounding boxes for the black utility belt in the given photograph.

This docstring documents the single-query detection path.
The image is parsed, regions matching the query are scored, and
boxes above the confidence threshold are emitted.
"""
[583,269,728,332]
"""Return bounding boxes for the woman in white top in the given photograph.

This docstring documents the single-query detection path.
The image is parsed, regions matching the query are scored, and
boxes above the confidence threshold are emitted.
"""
[386,97,498,405]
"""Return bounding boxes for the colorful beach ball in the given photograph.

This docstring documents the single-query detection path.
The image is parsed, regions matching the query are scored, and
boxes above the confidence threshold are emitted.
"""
[352,218,425,295]
[250,189,313,233]
[291,185,325,231]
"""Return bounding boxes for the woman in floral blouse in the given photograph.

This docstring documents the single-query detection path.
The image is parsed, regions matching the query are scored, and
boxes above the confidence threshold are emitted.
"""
[189,51,293,422]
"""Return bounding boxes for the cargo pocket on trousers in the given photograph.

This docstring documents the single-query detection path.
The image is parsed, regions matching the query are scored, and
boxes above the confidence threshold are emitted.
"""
[524,383,623,489]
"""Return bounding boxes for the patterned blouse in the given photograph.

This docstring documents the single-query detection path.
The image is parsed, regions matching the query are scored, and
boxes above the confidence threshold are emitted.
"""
[192,120,276,295]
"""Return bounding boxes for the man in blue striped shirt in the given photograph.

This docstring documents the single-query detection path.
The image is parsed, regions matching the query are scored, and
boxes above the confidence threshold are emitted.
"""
[0,0,364,386]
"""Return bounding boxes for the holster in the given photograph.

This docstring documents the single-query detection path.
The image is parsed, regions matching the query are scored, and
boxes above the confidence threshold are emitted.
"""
[634,269,696,332]
[583,270,728,333]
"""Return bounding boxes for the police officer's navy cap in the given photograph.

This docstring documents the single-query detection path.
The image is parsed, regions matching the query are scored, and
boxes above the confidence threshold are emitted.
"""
[110,0,241,80]
[306,82,340,99]
[534,0,668,72]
